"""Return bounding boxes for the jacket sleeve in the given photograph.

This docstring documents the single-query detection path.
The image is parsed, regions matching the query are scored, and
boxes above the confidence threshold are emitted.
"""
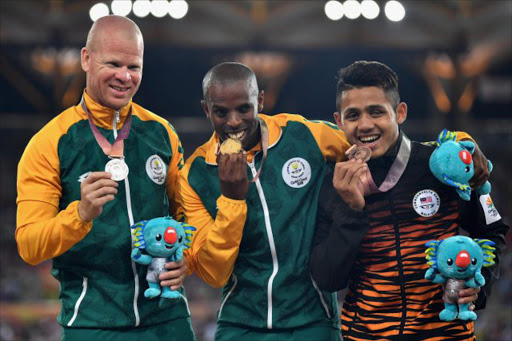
[165,123,185,220]
[180,166,247,288]
[310,171,370,292]
[459,190,509,310]
[16,131,92,265]
[302,119,351,163]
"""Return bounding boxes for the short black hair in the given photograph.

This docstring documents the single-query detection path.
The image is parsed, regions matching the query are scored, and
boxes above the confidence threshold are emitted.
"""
[335,61,400,111]
[202,62,258,100]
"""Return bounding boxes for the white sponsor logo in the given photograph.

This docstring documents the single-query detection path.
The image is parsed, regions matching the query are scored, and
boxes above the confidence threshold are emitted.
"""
[78,171,91,183]
[479,194,501,225]
[146,155,167,185]
[413,189,441,217]
[282,157,311,188]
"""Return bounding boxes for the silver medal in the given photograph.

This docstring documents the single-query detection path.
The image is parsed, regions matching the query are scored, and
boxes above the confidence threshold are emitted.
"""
[105,158,129,181]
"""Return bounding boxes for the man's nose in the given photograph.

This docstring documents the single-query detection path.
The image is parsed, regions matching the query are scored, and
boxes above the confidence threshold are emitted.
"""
[226,112,242,128]
[359,114,374,130]
[115,67,131,82]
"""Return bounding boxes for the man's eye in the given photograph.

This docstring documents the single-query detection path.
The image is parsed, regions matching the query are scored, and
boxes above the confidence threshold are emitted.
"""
[214,110,227,117]
[239,106,251,113]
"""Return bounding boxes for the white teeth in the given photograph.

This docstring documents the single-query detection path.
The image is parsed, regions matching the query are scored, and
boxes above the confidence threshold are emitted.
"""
[112,86,127,91]
[360,135,379,142]
[228,131,244,139]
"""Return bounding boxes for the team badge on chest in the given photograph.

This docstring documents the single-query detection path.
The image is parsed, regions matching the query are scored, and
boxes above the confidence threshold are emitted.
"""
[146,155,167,185]
[413,189,441,217]
[282,157,311,188]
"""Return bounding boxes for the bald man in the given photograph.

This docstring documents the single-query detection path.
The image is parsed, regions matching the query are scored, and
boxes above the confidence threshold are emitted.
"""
[16,15,194,340]
[181,62,350,340]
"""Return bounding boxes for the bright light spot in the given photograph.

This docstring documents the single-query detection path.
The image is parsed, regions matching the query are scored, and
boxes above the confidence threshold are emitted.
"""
[168,0,188,19]
[361,0,379,20]
[343,0,361,19]
[89,3,109,22]
[385,0,405,22]
[133,0,151,18]
[111,0,132,16]
[325,0,344,21]
[151,0,169,18]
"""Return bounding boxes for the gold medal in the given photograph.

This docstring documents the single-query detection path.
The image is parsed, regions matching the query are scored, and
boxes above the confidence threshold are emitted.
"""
[220,138,243,155]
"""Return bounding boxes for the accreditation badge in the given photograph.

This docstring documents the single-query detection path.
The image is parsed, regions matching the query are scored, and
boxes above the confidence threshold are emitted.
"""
[413,189,440,217]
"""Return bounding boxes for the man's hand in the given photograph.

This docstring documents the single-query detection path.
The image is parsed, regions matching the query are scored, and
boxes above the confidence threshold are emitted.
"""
[159,258,188,291]
[217,152,249,200]
[468,141,489,189]
[78,172,118,222]
[458,286,480,311]
[333,159,368,211]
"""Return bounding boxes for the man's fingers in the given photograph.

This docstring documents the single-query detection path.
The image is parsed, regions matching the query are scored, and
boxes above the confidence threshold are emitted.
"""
[82,171,114,184]
[165,260,186,270]
[457,287,480,305]
[84,178,118,191]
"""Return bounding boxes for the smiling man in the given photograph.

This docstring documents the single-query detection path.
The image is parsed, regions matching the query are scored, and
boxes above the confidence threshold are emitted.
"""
[16,15,193,340]
[309,61,509,341]
[180,62,352,340]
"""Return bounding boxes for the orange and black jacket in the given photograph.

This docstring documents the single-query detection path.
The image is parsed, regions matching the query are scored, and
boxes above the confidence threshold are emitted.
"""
[310,132,509,341]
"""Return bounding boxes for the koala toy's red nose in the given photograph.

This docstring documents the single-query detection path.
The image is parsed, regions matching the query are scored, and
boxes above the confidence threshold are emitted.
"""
[456,250,471,267]
[459,150,472,165]
[164,227,177,244]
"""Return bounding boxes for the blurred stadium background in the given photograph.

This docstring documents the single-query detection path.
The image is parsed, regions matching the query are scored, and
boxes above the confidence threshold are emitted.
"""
[1,1,510,340]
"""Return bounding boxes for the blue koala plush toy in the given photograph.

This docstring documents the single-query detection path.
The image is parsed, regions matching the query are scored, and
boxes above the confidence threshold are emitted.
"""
[130,217,196,299]
[429,129,492,201]
[425,236,496,321]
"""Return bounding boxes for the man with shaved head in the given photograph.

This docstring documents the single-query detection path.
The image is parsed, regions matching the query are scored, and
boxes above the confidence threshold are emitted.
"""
[16,15,194,340]
[181,62,351,340]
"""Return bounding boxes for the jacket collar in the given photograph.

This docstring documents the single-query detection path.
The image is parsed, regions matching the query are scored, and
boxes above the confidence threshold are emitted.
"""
[77,90,133,130]
[204,114,283,165]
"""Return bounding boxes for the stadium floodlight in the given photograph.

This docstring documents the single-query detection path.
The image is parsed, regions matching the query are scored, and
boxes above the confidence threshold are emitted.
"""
[325,0,344,21]
[133,0,151,18]
[150,0,169,18]
[168,0,188,19]
[90,3,110,22]
[111,0,132,17]
[361,0,379,20]
[343,0,361,20]
[385,0,405,22]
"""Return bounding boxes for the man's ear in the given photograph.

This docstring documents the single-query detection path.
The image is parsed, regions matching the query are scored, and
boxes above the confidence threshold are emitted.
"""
[80,47,89,72]
[333,112,343,130]
[258,90,264,112]
[396,102,407,125]
[201,100,210,119]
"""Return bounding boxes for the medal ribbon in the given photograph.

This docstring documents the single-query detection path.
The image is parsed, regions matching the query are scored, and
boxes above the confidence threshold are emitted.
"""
[250,117,269,183]
[362,134,412,196]
[81,97,132,158]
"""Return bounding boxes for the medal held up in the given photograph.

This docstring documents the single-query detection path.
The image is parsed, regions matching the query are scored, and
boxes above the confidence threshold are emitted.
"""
[82,98,132,181]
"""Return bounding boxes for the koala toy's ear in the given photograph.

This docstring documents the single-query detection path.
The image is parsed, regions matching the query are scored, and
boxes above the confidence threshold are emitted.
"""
[459,141,475,155]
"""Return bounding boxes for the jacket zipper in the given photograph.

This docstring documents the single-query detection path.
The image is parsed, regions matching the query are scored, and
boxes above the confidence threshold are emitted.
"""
[389,191,407,339]
[113,110,141,327]
[249,160,279,329]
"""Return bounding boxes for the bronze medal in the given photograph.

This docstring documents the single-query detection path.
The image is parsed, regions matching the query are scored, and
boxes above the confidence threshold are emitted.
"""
[346,145,371,162]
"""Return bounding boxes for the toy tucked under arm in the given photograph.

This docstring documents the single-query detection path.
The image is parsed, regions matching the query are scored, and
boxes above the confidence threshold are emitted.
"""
[425,236,496,321]
[131,217,196,300]
[429,129,492,201]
